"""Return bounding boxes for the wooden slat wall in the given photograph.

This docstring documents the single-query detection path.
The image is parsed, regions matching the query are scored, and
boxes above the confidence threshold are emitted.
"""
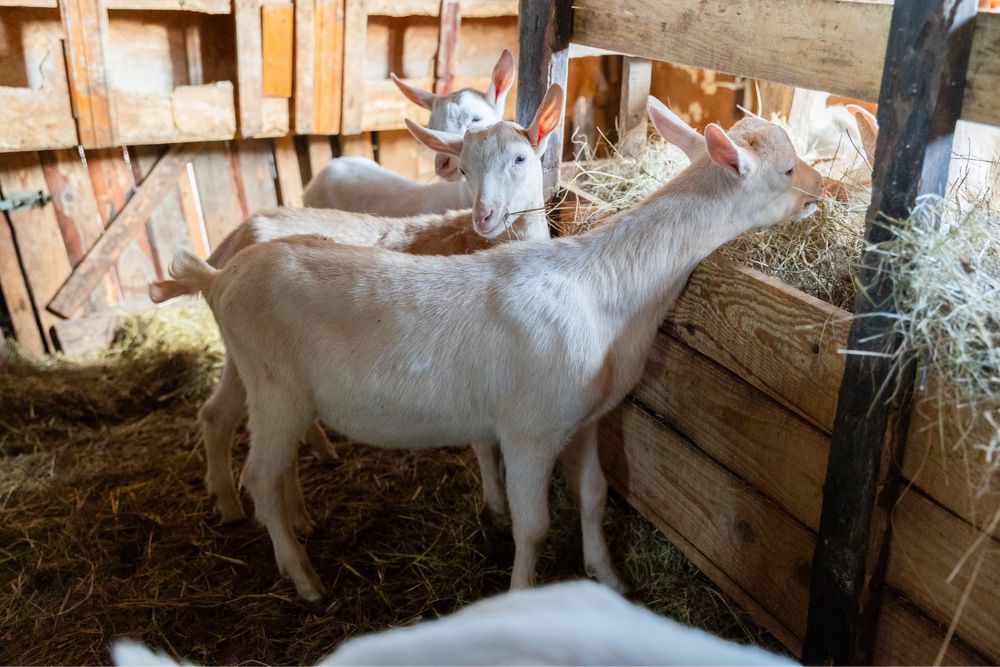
[571,0,1000,127]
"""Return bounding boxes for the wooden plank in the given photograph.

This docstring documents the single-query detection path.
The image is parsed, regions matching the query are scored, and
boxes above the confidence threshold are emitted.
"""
[571,1,1000,128]
[516,0,571,197]
[0,152,74,346]
[339,132,374,160]
[102,0,231,12]
[339,0,366,134]
[48,144,198,318]
[634,333,829,531]
[755,81,797,122]
[617,56,651,158]
[261,3,294,98]
[305,136,334,180]
[888,490,1000,662]
[375,130,420,180]
[113,83,237,145]
[235,0,266,136]
[458,0,517,18]
[39,149,117,310]
[272,136,303,206]
[435,0,460,94]
[364,0,437,16]
[665,254,851,433]
[804,2,980,663]
[85,148,158,302]
[0,0,57,6]
[177,164,208,259]
[876,594,989,666]
[600,401,815,647]
[0,213,45,355]
[234,138,278,215]
[60,0,116,147]
[312,0,344,134]
[131,145,193,280]
[293,0,316,131]
[190,143,246,251]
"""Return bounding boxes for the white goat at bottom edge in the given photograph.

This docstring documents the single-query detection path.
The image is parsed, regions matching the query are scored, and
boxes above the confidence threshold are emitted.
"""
[111,580,796,666]
[302,50,515,211]
[165,98,821,601]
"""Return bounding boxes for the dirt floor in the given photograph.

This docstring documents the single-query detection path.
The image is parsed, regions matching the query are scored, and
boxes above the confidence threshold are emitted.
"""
[0,308,780,665]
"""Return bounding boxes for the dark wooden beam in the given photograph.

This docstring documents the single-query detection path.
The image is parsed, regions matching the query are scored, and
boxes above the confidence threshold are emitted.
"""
[802,1,979,664]
[516,0,572,197]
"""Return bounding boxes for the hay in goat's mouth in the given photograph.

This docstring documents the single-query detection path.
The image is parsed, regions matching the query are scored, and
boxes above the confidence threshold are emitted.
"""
[0,305,777,664]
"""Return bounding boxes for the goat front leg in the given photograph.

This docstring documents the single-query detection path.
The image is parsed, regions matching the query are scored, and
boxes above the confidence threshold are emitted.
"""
[200,354,247,522]
[243,400,325,602]
[502,439,558,589]
[560,422,626,593]
[282,459,316,535]
[471,441,508,524]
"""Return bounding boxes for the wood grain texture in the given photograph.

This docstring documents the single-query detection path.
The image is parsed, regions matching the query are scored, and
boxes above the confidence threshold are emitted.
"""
[665,254,851,433]
[60,0,116,147]
[272,135,303,206]
[600,401,816,645]
[806,2,979,662]
[48,144,198,318]
[339,0,367,134]
[234,0,290,137]
[313,0,345,134]
[375,130,420,179]
[435,0,460,94]
[571,1,1000,127]
[516,0,570,197]
[113,83,237,145]
[339,132,374,160]
[261,3,294,98]
[293,0,316,130]
[617,56,650,158]
[888,490,1000,662]
[875,594,989,666]
[190,143,246,251]
[0,152,74,345]
[0,212,45,354]
[102,0,231,12]
[0,13,78,152]
[235,138,278,215]
[634,333,829,531]
[305,135,334,179]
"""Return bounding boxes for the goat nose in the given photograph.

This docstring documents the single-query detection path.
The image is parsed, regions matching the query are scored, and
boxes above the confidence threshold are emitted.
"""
[475,206,495,226]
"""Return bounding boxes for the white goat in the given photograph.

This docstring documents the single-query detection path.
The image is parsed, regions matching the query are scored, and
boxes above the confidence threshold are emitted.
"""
[166,97,822,601]
[112,580,796,666]
[301,50,515,212]
[150,86,563,527]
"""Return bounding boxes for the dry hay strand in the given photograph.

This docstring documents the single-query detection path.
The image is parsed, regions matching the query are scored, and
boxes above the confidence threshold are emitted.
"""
[0,305,778,664]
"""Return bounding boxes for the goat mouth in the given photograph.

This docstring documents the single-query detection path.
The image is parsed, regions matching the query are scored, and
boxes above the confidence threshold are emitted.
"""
[475,217,505,237]
[798,202,819,220]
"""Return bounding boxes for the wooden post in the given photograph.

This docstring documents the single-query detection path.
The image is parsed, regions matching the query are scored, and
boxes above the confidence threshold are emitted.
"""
[435,0,460,94]
[516,0,571,198]
[618,56,651,158]
[802,1,978,665]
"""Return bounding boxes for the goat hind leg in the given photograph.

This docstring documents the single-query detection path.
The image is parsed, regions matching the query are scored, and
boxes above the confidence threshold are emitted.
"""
[502,440,557,589]
[472,441,508,524]
[282,459,316,535]
[304,420,338,463]
[560,422,626,593]
[200,354,247,522]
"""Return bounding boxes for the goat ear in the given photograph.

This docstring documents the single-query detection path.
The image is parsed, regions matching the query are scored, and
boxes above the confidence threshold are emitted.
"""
[847,104,878,164]
[704,123,754,177]
[647,96,703,160]
[392,73,438,110]
[486,49,516,111]
[526,84,564,154]
[406,119,463,157]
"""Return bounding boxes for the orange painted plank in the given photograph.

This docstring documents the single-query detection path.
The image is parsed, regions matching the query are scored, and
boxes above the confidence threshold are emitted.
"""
[262,3,294,98]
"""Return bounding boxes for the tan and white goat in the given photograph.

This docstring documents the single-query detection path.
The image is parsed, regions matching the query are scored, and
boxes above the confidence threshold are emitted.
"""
[151,86,563,527]
[167,97,822,601]
[301,50,515,213]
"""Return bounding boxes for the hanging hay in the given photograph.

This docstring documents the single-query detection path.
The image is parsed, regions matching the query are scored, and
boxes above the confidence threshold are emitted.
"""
[0,304,779,664]
[558,131,1000,493]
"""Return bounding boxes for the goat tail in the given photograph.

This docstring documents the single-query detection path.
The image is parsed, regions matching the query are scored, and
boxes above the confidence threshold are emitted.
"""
[164,250,218,297]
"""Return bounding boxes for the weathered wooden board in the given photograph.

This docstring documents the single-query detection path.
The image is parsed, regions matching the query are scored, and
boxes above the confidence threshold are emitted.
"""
[272,136,303,206]
[60,0,116,147]
[236,0,289,137]
[665,254,851,433]
[0,211,45,354]
[571,0,1000,128]
[262,3,294,98]
[0,152,74,345]
[875,594,988,666]
[294,0,345,134]
[235,138,278,215]
[190,142,246,250]
[305,135,334,181]
[339,132,374,160]
[0,10,79,152]
[634,333,829,530]
[102,0,230,12]
[48,144,198,318]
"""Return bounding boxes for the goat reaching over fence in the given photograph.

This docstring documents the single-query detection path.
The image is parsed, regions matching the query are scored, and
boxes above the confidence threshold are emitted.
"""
[166,96,821,601]
[151,86,563,527]
[302,50,516,214]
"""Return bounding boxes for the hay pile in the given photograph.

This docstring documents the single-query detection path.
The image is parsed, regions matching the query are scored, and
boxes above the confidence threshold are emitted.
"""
[559,132,1000,493]
[0,305,777,664]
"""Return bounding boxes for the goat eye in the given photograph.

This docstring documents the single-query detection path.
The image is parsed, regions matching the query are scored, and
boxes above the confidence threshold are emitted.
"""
[785,167,794,176]
[459,168,467,176]
[514,155,526,165]
[471,116,482,123]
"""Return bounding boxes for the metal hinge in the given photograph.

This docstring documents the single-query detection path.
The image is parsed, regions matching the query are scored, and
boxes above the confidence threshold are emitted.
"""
[0,190,53,213]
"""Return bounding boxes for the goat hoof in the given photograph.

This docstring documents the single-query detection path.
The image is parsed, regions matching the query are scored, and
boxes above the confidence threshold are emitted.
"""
[215,500,246,523]
[587,563,629,595]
